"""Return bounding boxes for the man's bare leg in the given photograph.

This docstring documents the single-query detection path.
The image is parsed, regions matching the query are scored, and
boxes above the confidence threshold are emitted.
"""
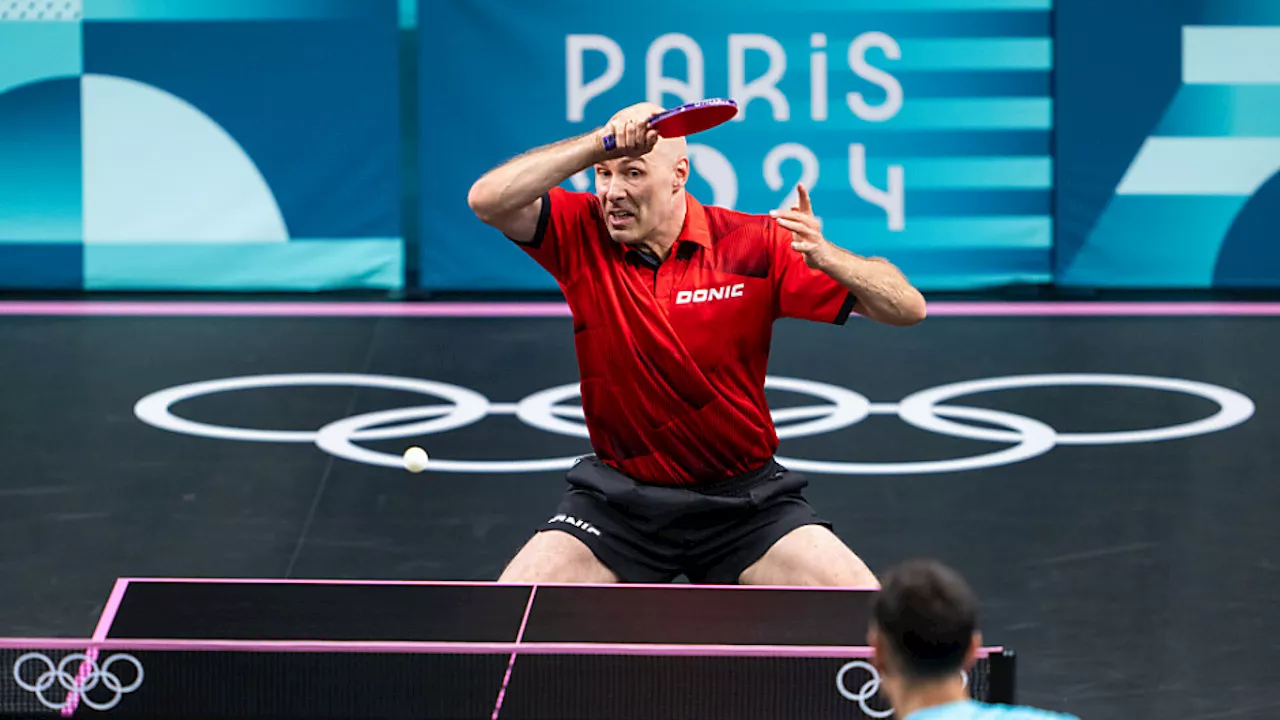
[498,530,620,583]
[738,525,879,587]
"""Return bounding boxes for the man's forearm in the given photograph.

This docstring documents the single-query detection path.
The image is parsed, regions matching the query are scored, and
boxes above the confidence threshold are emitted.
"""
[818,247,926,326]
[467,130,603,222]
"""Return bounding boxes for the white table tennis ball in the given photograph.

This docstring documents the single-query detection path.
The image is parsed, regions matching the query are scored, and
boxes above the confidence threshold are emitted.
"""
[402,446,429,473]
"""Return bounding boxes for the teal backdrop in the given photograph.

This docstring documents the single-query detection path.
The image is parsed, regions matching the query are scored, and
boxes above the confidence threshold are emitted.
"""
[1053,0,1280,288]
[416,0,1055,292]
[4,0,1280,291]
[0,0,403,290]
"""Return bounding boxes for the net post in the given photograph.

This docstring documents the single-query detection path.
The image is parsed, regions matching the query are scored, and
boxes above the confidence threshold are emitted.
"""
[987,649,1017,704]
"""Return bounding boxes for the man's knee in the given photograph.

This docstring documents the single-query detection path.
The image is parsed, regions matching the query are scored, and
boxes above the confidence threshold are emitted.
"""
[498,529,620,584]
[739,525,879,587]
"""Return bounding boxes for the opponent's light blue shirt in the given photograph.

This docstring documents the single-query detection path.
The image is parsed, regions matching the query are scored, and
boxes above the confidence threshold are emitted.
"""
[906,700,1080,720]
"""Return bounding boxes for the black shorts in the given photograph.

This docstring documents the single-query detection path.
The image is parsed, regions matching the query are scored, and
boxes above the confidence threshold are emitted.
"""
[538,455,831,584]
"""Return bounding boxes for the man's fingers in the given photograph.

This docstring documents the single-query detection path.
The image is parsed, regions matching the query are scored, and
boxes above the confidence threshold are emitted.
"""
[614,119,657,156]
[772,208,811,221]
[775,217,816,236]
[790,239,822,258]
[643,128,660,153]
[772,210,819,229]
[796,183,812,215]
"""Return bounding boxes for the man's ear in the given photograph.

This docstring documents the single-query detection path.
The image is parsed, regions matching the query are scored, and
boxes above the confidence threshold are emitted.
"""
[673,156,689,193]
[963,630,983,670]
[868,626,887,670]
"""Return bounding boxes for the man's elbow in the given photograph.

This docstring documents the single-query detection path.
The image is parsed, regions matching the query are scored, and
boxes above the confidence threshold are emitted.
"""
[468,179,514,227]
[467,181,495,223]
[896,293,926,324]
[887,293,927,326]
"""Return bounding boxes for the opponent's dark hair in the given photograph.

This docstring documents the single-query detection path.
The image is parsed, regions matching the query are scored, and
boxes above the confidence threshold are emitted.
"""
[871,559,978,680]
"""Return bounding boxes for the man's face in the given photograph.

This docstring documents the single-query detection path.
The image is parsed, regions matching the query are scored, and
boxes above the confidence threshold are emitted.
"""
[593,149,687,245]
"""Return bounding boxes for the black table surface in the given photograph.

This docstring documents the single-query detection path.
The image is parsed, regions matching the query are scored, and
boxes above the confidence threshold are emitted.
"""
[105,580,876,646]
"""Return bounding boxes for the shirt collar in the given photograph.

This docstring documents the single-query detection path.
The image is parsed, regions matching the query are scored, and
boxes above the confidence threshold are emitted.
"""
[902,700,979,720]
[676,192,712,250]
[619,193,710,265]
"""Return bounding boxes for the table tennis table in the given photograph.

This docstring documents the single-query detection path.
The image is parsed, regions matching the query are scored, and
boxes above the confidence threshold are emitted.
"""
[2,578,1015,719]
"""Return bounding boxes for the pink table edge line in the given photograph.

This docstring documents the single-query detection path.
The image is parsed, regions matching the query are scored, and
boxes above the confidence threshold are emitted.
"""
[114,577,880,592]
[61,580,130,716]
[0,638,1002,657]
[490,586,537,720]
[92,579,130,641]
[1,300,1280,317]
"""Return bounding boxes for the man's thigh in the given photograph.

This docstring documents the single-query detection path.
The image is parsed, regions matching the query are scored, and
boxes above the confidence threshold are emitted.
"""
[500,461,685,584]
[738,525,879,587]
[498,529,620,583]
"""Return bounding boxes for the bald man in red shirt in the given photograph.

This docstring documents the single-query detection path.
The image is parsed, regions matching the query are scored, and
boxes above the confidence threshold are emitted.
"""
[468,102,925,587]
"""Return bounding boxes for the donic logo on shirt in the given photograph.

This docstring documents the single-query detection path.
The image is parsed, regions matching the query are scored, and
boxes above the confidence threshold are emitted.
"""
[676,283,745,305]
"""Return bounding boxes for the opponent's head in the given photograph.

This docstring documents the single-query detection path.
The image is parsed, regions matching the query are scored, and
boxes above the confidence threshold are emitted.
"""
[593,102,689,246]
[868,559,982,686]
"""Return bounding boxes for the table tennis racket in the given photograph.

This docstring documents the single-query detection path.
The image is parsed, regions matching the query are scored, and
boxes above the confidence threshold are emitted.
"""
[601,99,738,152]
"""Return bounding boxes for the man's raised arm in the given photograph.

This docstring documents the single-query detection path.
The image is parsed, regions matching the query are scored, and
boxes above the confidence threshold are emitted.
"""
[466,114,659,243]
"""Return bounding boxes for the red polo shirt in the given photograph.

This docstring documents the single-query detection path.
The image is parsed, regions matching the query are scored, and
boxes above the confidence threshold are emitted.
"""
[513,186,855,487]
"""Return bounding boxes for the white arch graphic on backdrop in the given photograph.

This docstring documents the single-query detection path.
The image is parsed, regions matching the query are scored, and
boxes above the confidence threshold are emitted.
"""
[81,73,289,243]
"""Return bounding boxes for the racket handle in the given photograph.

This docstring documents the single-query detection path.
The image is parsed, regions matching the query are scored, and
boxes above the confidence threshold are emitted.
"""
[600,115,658,152]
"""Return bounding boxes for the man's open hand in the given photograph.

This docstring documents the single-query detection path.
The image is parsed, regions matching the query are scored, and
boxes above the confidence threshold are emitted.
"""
[771,184,835,270]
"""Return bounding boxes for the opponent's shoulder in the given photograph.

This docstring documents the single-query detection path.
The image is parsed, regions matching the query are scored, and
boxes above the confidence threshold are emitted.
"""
[973,704,1081,720]
[909,701,1079,720]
